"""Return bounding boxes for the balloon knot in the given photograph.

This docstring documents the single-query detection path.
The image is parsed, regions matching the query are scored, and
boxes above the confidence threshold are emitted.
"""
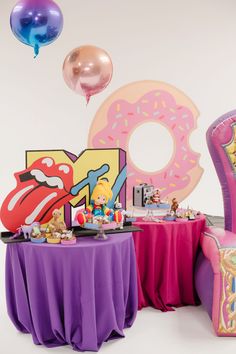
[86,95,91,105]
[34,44,39,59]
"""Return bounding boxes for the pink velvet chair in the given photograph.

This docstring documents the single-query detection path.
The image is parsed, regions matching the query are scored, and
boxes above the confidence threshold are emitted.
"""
[195,110,236,336]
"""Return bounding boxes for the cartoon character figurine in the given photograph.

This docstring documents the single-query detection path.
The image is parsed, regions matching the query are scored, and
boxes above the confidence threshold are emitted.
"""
[114,201,124,229]
[171,198,179,214]
[76,180,122,225]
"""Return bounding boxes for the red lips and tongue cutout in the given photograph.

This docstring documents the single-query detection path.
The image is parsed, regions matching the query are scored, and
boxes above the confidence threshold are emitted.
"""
[0,157,74,232]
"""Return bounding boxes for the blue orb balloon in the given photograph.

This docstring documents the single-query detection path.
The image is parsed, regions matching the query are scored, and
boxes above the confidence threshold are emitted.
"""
[10,0,63,58]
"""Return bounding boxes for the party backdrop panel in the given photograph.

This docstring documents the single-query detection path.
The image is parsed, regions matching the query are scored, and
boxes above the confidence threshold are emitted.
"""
[88,80,203,205]
[0,149,126,232]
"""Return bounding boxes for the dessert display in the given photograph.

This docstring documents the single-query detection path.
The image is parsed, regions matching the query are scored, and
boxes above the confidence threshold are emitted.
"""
[36,209,75,244]
[163,211,176,221]
[175,208,196,222]
[137,187,171,221]
[61,230,76,245]
[7,208,76,245]
[185,207,196,220]
[30,225,46,243]
[46,231,62,244]
[45,209,76,244]
[48,209,67,233]
[163,198,179,221]
[163,199,197,222]
[175,214,189,222]
[45,209,66,244]
[82,216,117,241]
[145,188,170,209]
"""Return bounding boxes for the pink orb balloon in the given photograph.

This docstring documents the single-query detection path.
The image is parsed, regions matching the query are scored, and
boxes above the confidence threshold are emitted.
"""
[62,45,113,104]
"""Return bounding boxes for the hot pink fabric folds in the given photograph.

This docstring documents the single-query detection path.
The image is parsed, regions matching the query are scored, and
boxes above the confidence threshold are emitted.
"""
[133,216,206,311]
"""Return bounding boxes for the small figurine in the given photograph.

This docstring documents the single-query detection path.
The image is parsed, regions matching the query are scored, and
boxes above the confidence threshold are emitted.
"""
[31,226,42,237]
[76,180,122,226]
[188,212,196,220]
[171,198,179,214]
[114,201,122,210]
[144,188,163,206]
[86,180,113,217]
[114,201,124,229]
[151,189,161,204]
[49,209,67,233]
[10,222,41,240]
[185,207,196,220]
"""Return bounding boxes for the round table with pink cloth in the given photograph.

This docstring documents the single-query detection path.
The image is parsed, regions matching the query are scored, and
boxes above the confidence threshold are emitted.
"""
[133,214,206,311]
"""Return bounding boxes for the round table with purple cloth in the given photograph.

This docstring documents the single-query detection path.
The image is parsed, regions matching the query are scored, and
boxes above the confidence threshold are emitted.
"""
[133,215,206,311]
[5,233,138,352]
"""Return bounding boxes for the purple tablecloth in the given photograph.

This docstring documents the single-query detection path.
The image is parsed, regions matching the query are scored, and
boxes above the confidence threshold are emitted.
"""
[5,233,138,352]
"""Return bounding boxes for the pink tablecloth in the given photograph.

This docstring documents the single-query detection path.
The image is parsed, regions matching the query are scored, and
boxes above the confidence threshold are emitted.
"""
[133,215,206,311]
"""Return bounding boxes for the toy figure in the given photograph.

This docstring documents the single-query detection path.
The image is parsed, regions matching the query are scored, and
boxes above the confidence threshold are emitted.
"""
[171,198,179,214]
[114,201,124,229]
[10,222,41,240]
[151,189,160,204]
[48,209,67,233]
[144,188,161,205]
[76,179,122,225]
[87,179,113,217]
[185,206,196,220]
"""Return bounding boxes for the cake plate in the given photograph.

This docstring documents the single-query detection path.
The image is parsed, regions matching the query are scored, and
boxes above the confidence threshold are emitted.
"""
[83,222,118,240]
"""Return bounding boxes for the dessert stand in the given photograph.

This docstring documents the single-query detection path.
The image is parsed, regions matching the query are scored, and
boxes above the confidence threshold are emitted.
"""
[139,203,170,222]
[83,221,118,240]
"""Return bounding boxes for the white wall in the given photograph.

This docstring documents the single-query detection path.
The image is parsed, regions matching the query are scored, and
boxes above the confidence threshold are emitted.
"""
[1,1,236,353]
[1,0,236,223]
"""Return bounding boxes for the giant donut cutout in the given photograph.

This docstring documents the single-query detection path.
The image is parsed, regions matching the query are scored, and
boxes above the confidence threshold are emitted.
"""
[88,81,203,205]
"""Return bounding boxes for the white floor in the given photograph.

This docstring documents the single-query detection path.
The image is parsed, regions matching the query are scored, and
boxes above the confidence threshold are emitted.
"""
[1,244,236,354]
[0,294,236,354]
[2,297,236,354]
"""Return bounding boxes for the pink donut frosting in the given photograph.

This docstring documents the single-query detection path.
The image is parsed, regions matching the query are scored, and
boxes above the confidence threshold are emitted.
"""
[90,89,201,202]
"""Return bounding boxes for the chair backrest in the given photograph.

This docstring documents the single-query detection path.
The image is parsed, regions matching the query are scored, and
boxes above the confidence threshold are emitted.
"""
[207,110,236,233]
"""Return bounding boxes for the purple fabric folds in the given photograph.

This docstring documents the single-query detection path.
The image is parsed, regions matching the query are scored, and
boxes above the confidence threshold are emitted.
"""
[5,233,138,352]
[194,251,214,318]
